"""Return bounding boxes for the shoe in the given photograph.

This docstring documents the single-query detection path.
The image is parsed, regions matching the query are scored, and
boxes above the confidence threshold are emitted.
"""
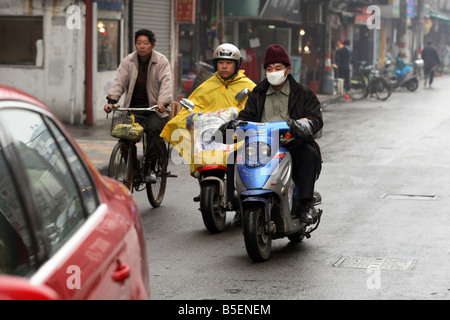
[296,203,319,225]
[145,171,157,183]
[230,211,242,227]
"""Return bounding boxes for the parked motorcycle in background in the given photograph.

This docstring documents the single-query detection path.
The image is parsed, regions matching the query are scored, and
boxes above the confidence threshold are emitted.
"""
[381,55,422,92]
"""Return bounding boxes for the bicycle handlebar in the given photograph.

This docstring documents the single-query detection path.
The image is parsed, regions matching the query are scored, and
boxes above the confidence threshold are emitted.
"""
[109,104,158,112]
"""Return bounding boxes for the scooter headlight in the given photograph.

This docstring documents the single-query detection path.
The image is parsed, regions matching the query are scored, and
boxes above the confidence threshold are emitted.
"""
[245,141,271,167]
[201,128,216,143]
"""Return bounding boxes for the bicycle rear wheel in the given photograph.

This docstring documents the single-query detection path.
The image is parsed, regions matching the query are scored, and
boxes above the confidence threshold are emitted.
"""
[108,141,134,191]
[374,77,392,101]
[146,140,168,208]
[347,76,368,100]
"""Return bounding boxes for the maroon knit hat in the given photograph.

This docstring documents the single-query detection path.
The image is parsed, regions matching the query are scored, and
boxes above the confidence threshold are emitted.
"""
[263,44,291,68]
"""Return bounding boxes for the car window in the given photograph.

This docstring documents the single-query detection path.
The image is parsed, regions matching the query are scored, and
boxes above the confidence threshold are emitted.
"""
[0,149,36,276]
[0,109,86,254]
[46,119,99,215]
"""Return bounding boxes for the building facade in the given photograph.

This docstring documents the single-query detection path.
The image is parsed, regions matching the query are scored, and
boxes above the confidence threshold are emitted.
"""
[0,0,449,126]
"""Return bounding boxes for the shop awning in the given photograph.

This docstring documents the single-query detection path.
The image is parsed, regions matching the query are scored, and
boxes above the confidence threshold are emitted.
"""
[430,12,450,24]
[259,0,301,23]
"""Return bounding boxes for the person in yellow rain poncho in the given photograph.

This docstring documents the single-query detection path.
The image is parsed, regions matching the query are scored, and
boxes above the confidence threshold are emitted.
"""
[160,43,256,226]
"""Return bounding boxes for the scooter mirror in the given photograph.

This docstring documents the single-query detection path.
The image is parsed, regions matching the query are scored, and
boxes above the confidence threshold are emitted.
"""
[235,88,250,104]
[180,98,194,111]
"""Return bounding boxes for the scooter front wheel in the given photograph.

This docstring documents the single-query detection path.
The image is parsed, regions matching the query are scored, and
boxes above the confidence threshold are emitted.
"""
[244,204,271,262]
[200,181,226,234]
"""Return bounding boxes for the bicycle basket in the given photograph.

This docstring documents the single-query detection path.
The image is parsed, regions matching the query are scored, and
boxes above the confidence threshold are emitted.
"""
[110,111,144,142]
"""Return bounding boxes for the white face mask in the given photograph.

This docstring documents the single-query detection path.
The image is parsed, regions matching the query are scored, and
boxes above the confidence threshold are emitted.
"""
[266,69,287,86]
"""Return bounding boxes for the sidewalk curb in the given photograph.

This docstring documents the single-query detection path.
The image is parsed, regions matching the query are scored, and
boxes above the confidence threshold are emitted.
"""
[318,94,345,110]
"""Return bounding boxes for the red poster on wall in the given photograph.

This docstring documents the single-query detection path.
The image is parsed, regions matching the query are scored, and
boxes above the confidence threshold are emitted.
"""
[176,0,196,23]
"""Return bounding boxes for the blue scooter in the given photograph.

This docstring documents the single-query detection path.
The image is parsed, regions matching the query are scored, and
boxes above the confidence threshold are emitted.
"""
[381,57,421,91]
[233,121,323,262]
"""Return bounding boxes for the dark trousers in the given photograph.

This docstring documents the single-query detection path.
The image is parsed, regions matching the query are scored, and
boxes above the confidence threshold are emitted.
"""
[143,112,168,172]
[338,67,350,91]
[285,139,320,203]
[424,66,436,85]
[227,152,238,208]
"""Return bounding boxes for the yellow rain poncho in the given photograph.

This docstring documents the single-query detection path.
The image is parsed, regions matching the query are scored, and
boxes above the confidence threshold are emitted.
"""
[160,70,256,175]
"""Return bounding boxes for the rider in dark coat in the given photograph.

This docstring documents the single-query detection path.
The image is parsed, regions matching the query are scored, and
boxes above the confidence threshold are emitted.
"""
[235,44,323,224]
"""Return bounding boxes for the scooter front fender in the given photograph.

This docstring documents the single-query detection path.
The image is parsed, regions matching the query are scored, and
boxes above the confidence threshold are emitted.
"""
[200,176,225,195]
[199,175,228,208]
[241,195,272,231]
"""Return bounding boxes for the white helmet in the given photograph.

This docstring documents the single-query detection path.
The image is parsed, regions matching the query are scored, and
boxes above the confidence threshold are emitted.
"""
[213,43,242,75]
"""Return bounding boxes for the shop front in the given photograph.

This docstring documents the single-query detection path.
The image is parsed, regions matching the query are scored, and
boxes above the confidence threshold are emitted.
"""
[175,0,328,97]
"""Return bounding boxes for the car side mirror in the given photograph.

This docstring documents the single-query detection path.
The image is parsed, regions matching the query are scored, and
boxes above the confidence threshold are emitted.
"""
[235,88,250,105]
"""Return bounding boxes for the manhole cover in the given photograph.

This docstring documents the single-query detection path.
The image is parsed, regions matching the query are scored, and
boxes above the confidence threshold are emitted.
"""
[334,257,415,271]
[380,193,438,201]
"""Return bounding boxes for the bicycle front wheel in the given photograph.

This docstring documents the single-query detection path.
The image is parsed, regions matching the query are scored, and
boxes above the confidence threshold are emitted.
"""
[108,141,134,191]
[347,76,368,101]
[373,77,392,101]
[146,140,168,208]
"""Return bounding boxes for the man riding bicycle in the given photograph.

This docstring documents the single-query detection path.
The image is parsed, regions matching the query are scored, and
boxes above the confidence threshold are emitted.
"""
[104,29,172,182]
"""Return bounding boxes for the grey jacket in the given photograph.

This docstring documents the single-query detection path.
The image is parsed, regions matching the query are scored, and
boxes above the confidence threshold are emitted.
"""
[107,50,173,118]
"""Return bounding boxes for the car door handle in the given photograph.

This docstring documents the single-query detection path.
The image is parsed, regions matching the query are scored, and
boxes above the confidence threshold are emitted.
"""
[112,260,130,282]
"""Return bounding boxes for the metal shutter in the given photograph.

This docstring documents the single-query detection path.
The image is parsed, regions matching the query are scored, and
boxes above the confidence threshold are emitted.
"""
[133,0,171,59]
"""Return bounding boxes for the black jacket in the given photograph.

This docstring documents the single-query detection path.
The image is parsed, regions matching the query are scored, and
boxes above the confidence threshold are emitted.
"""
[236,74,323,135]
[236,74,323,173]
[422,45,441,70]
[336,46,353,69]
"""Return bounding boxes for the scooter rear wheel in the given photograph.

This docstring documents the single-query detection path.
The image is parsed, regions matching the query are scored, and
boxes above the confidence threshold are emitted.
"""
[244,204,271,262]
[405,78,419,91]
[200,181,226,234]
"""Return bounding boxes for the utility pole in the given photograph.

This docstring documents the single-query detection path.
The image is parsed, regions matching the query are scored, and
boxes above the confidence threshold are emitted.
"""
[321,0,334,94]
[397,0,408,60]
[324,0,333,60]
[416,0,425,57]
[85,0,94,126]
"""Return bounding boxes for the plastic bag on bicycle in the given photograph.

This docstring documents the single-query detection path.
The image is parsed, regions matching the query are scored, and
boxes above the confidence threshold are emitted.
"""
[111,114,144,142]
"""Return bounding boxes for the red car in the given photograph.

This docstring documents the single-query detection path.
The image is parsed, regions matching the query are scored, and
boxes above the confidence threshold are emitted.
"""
[0,85,149,300]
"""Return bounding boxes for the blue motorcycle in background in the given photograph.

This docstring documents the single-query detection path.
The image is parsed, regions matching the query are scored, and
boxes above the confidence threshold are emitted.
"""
[233,121,323,262]
[381,55,422,92]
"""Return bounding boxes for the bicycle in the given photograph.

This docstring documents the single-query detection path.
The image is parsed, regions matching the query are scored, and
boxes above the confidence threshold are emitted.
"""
[347,61,392,101]
[107,105,170,207]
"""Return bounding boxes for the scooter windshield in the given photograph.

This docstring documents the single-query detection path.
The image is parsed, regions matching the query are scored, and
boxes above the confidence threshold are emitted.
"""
[236,121,291,189]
